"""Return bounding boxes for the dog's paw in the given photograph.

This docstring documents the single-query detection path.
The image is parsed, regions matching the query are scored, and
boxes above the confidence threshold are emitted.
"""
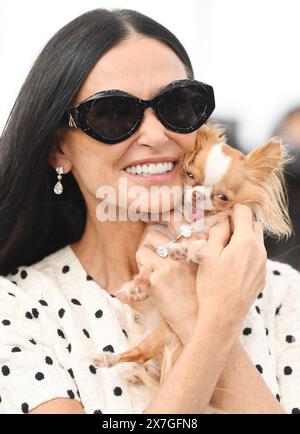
[168,242,189,261]
[93,352,120,368]
[116,282,149,303]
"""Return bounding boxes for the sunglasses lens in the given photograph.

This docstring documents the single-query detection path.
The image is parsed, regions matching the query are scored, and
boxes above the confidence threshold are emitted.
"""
[86,96,140,140]
[157,85,211,130]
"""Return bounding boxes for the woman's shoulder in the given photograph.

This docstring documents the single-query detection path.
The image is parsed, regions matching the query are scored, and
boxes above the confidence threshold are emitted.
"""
[0,244,78,306]
[262,258,300,315]
[266,258,300,290]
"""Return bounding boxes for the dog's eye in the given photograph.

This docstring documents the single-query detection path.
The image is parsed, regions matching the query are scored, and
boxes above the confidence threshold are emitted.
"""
[185,171,195,179]
[215,194,229,201]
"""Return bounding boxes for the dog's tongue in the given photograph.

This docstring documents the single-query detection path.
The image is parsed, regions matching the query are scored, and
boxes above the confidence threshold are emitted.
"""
[191,202,205,221]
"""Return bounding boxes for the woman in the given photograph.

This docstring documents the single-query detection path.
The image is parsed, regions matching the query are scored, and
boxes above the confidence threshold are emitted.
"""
[0,8,299,414]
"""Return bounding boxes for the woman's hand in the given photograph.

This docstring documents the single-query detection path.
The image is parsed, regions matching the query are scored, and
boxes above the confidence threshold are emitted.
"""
[136,203,267,344]
[135,220,200,345]
[194,204,267,334]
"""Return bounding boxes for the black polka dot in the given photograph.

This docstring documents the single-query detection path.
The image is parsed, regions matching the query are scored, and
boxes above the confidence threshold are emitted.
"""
[8,292,15,297]
[20,270,28,279]
[45,356,53,365]
[94,409,103,414]
[292,408,300,414]
[86,275,93,281]
[32,308,39,318]
[39,299,48,306]
[257,292,263,299]
[62,265,70,273]
[57,329,65,339]
[66,343,72,353]
[284,366,293,375]
[21,403,29,414]
[2,365,10,376]
[286,335,296,344]
[29,339,37,345]
[68,368,74,379]
[2,320,11,326]
[71,298,81,306]
[113,387,123,396]
[110,294,116,298]
[256,364,263,374]
[255,306,261,314]
[58,308,65,318]
[35,372,44,381]
[67,390,75,399]
[89,365,97,374]
[25,311,33,320]
[276,394,281,402]
[11,347,21,353]
[122,329,128,339]
[10,268,19,275]
[273,270,281,275]
[103,345,114,353]
[95,309,103,319]
[243,327,252,336]
[265,328,269,336]
[275,305,282,316]
[83,329,90,339]
[11,281,17,285]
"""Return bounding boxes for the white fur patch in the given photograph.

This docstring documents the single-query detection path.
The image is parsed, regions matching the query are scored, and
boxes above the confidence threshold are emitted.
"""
[203,144,231,186]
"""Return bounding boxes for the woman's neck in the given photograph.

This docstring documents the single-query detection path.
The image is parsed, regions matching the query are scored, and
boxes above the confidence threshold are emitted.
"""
[71,210,147,293]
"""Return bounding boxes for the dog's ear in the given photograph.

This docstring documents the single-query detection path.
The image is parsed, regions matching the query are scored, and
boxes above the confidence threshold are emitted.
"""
[245,139,283,182]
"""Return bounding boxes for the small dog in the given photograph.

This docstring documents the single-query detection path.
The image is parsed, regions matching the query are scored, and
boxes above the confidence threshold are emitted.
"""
[93,122,292,391]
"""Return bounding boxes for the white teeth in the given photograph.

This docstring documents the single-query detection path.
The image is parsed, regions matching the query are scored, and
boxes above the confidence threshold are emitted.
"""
[125,161,174,175]
[142,164,149,174]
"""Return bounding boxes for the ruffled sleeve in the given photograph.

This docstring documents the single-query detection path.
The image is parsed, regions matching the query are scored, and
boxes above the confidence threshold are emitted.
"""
[0,277,82,413]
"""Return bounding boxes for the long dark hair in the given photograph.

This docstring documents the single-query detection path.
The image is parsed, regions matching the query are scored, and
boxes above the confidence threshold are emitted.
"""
[0,8,194,275]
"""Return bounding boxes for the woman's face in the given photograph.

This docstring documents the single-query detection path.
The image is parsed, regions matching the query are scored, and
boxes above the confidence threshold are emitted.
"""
[53,36,197,219]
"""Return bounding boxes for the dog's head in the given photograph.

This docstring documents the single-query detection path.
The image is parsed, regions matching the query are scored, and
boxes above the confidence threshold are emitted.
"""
[182,122,292,239]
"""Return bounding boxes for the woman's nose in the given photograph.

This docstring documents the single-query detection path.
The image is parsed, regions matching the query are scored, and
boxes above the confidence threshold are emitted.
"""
[135,107,169,147]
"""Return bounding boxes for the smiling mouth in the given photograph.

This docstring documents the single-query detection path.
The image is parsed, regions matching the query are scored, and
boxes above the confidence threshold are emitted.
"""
[124,161,177,176]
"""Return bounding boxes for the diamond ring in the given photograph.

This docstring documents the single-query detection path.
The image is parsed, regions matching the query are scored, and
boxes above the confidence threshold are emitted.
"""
[179,224,192,238]
[156,245,169,258]
[155,225,193,258]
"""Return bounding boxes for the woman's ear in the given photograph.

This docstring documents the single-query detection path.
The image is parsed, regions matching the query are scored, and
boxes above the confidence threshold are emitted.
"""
[245,139,283,182]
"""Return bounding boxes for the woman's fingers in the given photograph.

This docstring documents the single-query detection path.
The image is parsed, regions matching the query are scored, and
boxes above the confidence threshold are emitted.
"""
[204,217,231,256]
[230,204,254,241]
[253,220,265,245]
[136,229,175,270]
[165,210,202,242]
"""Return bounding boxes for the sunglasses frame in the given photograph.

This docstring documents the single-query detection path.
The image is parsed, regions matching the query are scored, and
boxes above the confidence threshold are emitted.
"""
[62,79,215,144]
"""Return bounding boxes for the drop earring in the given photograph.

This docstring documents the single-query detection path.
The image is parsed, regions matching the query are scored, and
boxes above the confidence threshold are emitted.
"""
[54,166,64,195]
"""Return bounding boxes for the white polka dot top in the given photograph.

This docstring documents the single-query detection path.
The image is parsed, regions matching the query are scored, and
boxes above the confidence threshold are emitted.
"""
[0,244,300,414]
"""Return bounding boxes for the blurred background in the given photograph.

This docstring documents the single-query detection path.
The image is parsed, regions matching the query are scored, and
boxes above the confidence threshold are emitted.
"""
[1,0,300,268]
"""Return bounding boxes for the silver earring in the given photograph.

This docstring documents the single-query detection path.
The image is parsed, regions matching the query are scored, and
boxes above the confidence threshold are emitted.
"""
[54,166,64,195]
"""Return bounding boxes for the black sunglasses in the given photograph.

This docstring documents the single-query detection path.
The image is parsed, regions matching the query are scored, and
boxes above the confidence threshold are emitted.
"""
[61,79,215,144]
